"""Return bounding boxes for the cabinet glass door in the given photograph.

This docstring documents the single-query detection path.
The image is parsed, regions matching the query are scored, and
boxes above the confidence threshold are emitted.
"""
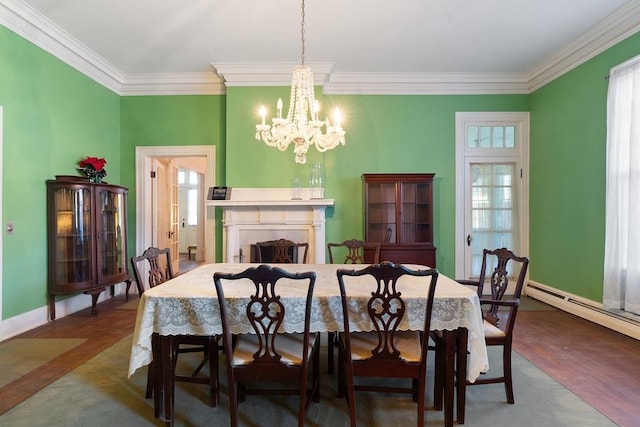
[401,182,432,243]
[54,187,93,284]
[97,188,127,282]
[366,182,397,243]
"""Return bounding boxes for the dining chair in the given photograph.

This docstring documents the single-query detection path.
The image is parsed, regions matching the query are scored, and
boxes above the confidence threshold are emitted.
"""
[432,247,529,422]
[255,238,309,263]
[326,239,381,374]
[130,247,220,410]
[214,264,320,427]
[336,261,439,427]
[327,239,381,264]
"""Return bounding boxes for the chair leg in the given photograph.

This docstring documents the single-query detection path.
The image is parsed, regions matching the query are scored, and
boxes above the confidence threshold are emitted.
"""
[298,371,308,427]
[312,340,321,403]
[336,337,345,398]
[327,331,335,374]
[417,379,426,427]
[432,340,444,410]
[455,329,468,424]
[145,361,154,399]
[209,337,219,407]
[504,343,515,404]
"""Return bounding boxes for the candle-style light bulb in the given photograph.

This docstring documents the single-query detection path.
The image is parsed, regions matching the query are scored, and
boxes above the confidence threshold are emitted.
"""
[333,108,342,129]
[313,100,320,121]
[259,105,266,125]
[277,98,283,119]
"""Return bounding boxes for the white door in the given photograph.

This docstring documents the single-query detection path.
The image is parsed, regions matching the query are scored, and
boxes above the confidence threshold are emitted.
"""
[455,112,530,283]
[168,162,180,272]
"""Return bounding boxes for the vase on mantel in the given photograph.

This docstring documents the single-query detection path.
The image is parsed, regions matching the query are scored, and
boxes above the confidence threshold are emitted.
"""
[309,163,324,199]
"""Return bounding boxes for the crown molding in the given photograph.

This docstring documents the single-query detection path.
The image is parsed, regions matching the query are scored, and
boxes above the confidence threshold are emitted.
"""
[323,72,530,95]
[120,72,226,96]
[526,2,640,92]
[212,62,335,87]
[0,0,124,94]
[2,0,640,96]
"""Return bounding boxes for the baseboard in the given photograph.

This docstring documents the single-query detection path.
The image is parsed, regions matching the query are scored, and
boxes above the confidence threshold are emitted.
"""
[525,281,640,341]
[0,284,128,342]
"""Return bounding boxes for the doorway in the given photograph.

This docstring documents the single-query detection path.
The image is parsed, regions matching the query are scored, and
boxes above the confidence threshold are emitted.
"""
[454,112,530,283]
[134,146,216,268]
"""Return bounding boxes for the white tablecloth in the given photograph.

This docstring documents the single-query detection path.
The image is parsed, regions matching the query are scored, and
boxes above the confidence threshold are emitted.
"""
[128,263,489,381]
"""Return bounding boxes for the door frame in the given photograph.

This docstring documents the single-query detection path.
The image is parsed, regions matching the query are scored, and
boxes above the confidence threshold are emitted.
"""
[454,112,530,280]
[135,146,216,264]
[0,107,4,333]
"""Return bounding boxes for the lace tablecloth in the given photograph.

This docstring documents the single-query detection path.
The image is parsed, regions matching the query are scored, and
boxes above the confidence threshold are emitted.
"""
[128,263,489,381]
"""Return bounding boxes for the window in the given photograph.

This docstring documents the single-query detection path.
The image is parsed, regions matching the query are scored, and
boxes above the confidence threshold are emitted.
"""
[180,169,200,226]
[603,54,640,315]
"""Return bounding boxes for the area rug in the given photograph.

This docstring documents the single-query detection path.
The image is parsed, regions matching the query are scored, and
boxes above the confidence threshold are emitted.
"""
[0,338,86,388]
[0,333,615,427]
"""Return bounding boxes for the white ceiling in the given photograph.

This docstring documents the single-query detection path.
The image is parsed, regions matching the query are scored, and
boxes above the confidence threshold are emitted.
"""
[3,0,640,94]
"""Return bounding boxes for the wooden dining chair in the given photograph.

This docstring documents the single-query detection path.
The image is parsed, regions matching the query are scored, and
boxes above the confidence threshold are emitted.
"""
[255,238,309,263]
[432,247,529,422]
[214,264,320,427]
[327,239,381,264]
[130,247,220,410]
[326,239,381,374]
[336,261,439,427]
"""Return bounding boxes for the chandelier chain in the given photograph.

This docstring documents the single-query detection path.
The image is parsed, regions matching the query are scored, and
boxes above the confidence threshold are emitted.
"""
[300,0,305,65]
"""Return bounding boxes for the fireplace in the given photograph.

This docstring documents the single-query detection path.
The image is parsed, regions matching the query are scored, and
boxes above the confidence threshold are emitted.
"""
[206,188,334,263]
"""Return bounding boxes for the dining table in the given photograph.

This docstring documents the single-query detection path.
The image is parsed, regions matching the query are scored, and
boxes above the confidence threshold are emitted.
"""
[128,263,489,426]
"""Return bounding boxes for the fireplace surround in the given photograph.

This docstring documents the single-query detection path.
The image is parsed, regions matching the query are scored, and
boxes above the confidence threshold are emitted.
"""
[206,188,334,263]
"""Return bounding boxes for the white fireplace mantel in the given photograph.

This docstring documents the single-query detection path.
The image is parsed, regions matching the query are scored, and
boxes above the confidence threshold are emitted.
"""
[206,188,334,263]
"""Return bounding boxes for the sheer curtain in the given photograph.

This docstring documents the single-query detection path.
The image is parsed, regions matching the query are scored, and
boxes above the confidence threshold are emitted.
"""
[603,55,640,315]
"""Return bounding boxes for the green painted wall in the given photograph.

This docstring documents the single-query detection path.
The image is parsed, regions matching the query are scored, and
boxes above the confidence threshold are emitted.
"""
[1,25,121,319]
[226,86,529,274]
[119,95,226,259]
[529,32,640,302]
[3,20,640,322]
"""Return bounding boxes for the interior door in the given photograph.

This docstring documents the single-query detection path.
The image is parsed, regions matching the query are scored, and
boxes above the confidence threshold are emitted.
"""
[464,158,521,280]
[455,112,529,283]
[168,162,180,272]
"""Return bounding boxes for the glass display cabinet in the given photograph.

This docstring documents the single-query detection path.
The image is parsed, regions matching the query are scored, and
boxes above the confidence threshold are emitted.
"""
[362,173,437,267]
[46,176,130,320]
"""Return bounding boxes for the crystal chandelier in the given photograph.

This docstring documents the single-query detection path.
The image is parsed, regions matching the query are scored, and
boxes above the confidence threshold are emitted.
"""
[255,0,346,164]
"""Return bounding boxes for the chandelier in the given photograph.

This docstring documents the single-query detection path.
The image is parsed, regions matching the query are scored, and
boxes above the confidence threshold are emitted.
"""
[255,0,346,164]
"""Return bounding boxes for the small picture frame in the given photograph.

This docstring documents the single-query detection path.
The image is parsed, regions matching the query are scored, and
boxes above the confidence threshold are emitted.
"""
[208,186,231,200]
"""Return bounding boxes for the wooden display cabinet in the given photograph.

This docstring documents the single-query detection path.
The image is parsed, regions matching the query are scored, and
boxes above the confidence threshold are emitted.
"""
[46,176,130,320]
[363,173,437,267]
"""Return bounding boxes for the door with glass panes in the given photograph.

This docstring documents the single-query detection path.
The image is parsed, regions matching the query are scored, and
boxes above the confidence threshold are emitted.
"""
[455,112,529,284]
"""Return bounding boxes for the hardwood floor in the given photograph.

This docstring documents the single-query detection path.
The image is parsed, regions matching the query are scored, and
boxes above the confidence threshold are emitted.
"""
[514,307,640,427]
[1,289,639,425]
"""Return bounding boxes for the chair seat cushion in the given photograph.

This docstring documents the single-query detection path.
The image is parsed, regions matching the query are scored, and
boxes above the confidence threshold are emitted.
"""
[342,331,423,362]
[483,319,506,338]
[232,332,318,366]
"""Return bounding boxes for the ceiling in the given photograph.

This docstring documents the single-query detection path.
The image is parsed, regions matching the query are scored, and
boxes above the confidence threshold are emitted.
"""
[3,0,640,94]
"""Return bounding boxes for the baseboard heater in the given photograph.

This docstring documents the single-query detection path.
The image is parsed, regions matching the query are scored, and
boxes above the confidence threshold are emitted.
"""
[526,282,640,341]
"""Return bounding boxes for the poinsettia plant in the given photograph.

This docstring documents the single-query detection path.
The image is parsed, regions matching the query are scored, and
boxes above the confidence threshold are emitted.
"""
[78,156,107,183]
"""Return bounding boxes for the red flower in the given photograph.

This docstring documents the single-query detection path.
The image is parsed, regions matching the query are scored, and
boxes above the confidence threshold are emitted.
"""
[78,156,107,172]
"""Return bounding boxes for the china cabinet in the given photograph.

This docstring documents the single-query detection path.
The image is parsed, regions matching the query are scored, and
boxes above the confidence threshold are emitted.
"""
[363,173,436,267]
[46,176,130,320]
